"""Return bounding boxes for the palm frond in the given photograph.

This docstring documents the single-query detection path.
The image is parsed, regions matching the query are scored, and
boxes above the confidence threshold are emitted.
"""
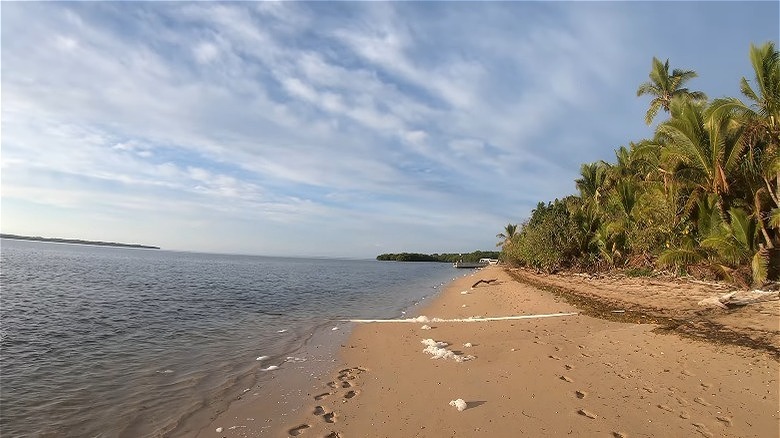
[740,77,761,104]
[726,208,757,251]
[645,100,663,125]
[702,235,745,266]
[657,247,704,269]
[751,249,769,286]
[770,208,780,229]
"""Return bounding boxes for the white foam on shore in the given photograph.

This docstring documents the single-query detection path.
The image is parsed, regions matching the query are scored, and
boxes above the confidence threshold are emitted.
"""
[255,355,269,361]
[421,325,432,330]
[421,339,448,348]
[421,339,475,363]
[261,365,279,371]
[346,313,577,323]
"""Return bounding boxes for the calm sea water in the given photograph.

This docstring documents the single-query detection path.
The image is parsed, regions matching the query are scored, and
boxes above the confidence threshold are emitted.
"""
[0,239,456,437]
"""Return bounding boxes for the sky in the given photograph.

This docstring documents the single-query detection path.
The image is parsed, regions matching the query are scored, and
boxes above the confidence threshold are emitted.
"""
[1,1,778,258]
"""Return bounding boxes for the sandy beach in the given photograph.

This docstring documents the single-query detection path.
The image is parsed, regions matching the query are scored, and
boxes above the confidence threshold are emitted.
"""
[203,266,779,438]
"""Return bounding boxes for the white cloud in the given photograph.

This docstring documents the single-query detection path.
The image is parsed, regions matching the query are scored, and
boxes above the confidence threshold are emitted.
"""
[2,1,776,256]
[193,41,219,64]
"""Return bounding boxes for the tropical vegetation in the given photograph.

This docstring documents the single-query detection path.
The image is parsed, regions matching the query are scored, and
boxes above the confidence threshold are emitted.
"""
[377,251,500,263]
[500,42,779,287]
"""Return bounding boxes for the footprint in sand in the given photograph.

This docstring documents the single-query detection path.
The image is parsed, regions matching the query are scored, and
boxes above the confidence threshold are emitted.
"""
[326,381,338,389]
[324,433,341,438]
[692,422,714,437]
[344,390,358,399]
[560,375,573,383]
[681,369,695,377]
[288,424,310,436]
[313,405,337,423]
[693,397,711,407]
[577,408,597,419]
[716,415,732,427]
[314,392,331,401]
[680,411,691,419]
[340,381,352,389]
[657,404,674,412]
[612,432,627,438]
[575,390,587,399]
[337,367,367,380]
[549,355,561,360]
[564,364,574,370]
[676,396,691,407]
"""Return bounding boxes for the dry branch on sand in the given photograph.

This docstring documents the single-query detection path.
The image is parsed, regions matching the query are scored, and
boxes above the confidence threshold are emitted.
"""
[472,278,498,288]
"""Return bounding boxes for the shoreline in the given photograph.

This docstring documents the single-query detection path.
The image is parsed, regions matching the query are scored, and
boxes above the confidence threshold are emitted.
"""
[284,265,778,437]
[187,270,456,438]
[194,266,778,437]
[180,320,354,438]
[0,234,160,249]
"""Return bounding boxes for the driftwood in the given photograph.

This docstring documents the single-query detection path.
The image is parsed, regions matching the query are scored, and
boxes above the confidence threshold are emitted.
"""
[697,290,780,309]
[472,278,498,288]
[687,279,732,290]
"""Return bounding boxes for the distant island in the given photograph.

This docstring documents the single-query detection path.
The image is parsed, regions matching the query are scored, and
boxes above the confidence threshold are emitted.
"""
[376,250,499,263]
[0,233,160,250]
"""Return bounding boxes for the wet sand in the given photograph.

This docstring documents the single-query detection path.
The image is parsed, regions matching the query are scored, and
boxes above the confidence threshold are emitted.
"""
[204,266,779,437]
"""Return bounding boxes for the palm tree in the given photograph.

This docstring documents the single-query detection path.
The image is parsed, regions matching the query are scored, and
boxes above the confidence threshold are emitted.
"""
[637,57,708,125]
[702,208,767,286]
[575,161,611,206]
[657,97,746,223]
[496,223,518,248]
[709,42,780,248]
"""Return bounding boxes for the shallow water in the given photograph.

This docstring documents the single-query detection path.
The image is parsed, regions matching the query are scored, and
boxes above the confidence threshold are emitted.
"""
[0,239,455,437]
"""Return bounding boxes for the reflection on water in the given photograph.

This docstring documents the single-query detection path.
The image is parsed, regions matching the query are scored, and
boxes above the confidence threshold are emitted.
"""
[0,239,454,437]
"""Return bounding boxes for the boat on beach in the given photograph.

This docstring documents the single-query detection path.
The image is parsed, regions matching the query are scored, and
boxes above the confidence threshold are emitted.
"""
[453,258,499,268]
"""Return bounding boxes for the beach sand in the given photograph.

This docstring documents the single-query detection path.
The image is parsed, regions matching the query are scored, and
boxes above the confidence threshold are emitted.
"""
[201,266,779,438]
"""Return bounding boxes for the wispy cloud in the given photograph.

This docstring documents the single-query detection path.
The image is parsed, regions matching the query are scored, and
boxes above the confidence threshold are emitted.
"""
[2,1,777,256]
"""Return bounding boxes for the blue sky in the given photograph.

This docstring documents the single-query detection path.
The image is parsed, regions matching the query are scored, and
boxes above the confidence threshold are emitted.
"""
[1,2,778,258]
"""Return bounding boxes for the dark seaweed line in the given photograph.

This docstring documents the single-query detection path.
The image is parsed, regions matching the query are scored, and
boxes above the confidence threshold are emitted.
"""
[506,268,780,360]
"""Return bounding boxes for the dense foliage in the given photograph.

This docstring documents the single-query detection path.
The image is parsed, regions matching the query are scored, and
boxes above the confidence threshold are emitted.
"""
[501,42,779,287]
[377,251,500,263]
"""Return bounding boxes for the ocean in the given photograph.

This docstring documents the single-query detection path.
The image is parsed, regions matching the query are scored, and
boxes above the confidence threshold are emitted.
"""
[0,239,456,437]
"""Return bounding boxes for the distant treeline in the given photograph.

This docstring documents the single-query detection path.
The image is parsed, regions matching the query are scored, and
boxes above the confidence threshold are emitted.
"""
[376,251,500,262]
[0,233,160,250]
